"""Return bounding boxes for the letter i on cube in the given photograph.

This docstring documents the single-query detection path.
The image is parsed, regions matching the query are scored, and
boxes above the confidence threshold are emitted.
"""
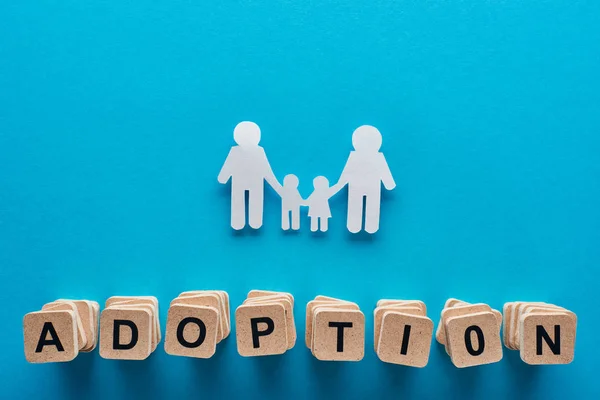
[374,299,433,367]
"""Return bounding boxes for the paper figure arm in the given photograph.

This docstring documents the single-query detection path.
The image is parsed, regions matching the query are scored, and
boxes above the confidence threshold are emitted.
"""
[328,183,344,198]
[261,148,283,195]
[336,153,353,187]
[297,191,308,206]
[379,153,396,190]
[303,193,312,207]
[217,148,235,184]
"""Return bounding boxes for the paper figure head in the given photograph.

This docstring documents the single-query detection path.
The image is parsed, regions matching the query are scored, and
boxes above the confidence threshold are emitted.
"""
[283,174,299,188]
[234,121,261,147]
[313,176,329,190]
[352,125,382,152]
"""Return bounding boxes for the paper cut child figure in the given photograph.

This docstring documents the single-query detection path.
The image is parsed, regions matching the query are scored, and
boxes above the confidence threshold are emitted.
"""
[337,125,395,234]
[280,174,305,231]
[306,176,341,232]
[218,121,282,230]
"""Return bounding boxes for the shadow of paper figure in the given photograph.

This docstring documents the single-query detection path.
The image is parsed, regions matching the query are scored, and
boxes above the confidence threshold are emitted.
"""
[218,121,282,230]
[336,125,396,234]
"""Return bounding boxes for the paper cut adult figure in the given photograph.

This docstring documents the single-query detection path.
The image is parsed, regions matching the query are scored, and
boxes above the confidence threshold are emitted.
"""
[306,176,341,232]
[280,174,304,231]
[337,125,395,234]
[218,121,282,230]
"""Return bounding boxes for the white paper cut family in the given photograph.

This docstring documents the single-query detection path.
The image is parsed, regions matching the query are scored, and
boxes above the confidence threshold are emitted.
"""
[218,121,396,234]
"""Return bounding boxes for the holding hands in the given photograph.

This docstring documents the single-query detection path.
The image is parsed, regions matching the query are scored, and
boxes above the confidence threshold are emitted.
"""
[219,122,395,234]
[278,175,343,232]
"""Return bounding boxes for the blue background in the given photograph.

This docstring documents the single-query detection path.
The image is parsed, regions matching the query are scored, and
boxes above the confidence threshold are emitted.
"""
[1,1,599,399]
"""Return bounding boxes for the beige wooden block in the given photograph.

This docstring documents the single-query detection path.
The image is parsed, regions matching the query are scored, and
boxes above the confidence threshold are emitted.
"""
[105,296,158,310]
[519,311,576,365]
[376,311,433,367]
[248,290,294,306]
[108,303,158,351]
[312,308,365,361]
[443,298,468,309]
[523,306,571,319]
[441,307,502,357]
[24,310,78,363]
[99,307,153,360]
[217,291,231,337]
[105,303,156,350]
[507,302,528,349]
[436,303,498,345]
[55,299,96,351]
[509,302,529,349]
[509,303,568,351]
[221,291,231,331]
[512,303,563,349]
[116,303,157,346]
[445,311,503,368]
[235,303,288,357]
[210,291,230,338]
[245,296,296,349]
[306,299,357,343]
[314,295,351,302]
[507,302,520,349]
[78,301,100,352]
[86,301,100,351]
[106,296,161,345]
[509,302,552,349]
[306,300,359,349]
[105,295,158,306]
[42,302,87,351]
[502,302,516,349]
[172,294,224,343]
[492,309,503,330]
[179,291,231,337]
[510,302,543,350]
[376,300,427,314]
[164,304,219,358]
[435,300,470,345]
[374,305,424,350]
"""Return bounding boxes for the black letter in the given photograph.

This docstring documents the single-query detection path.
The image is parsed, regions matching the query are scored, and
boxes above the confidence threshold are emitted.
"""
[113,320,138,350]
[328,322,353,352]
[250,317,274,348]
[464,325,485,356]
[400,325,412,355]
[177,317,207,348]
[536,325,561,355]
[35,322,65,353]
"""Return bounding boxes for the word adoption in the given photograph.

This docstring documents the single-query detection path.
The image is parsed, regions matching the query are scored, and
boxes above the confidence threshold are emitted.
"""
[24,291,577,368]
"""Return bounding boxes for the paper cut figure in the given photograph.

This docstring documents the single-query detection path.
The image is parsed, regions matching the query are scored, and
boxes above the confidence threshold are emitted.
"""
[337,125,395,234]
[306,176,341,232]
[280,174,305,231]
[218,121,282,230]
